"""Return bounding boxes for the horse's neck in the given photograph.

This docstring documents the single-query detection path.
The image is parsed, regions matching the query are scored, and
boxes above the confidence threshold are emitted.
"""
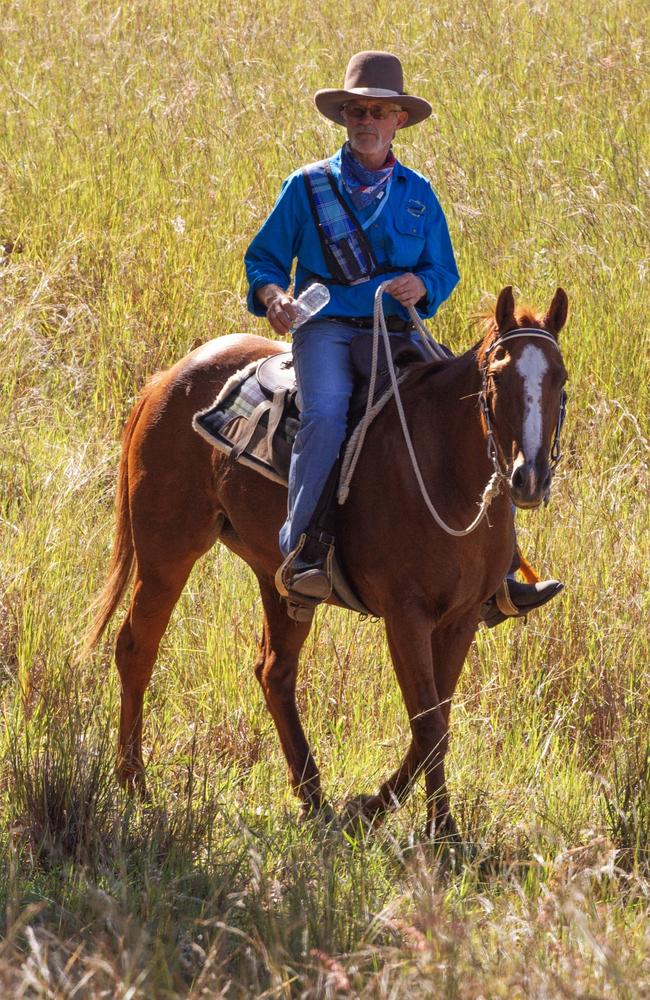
[403,351,494,497]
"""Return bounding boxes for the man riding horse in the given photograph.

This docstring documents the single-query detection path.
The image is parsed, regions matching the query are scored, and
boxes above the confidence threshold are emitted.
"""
[245,50,562,623]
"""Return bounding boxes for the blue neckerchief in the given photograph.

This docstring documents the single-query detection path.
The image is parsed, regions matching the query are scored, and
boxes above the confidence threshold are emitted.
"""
[359,173,393,231]
[340,141,396,210]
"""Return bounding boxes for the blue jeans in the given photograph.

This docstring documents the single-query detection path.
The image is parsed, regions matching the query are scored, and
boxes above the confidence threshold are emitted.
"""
[279,319,425,556]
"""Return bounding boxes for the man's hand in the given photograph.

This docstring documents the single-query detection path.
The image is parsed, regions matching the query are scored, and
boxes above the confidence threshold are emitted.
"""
[385,273,427,309]
[256,283,297,335]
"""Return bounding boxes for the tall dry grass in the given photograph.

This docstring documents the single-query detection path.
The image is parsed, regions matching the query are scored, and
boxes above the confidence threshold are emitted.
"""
[0,0,648,995]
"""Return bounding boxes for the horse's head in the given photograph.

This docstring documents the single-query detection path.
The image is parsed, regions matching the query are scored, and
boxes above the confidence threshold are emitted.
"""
[478,286,568,508]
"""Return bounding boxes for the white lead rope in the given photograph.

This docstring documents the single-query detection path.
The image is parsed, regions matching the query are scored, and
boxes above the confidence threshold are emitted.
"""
[338,282,505,536]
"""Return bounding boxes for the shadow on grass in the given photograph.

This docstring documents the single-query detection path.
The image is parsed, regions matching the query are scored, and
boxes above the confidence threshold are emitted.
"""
[2,680,648,998]
[0,688,397,994]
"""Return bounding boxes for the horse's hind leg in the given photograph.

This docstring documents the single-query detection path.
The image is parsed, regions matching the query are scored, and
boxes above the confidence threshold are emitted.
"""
[115,558,197,791]
[254,576,330,818]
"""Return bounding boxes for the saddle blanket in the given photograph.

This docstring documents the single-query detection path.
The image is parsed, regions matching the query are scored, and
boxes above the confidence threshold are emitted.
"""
[192,354,298,486]
[192,345,412,491]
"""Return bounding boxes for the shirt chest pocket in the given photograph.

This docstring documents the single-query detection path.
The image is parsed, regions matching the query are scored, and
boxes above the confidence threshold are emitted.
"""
[389,209,427,267]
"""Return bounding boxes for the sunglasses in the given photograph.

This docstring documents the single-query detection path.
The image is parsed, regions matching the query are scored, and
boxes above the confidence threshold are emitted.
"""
[342,104,403,121]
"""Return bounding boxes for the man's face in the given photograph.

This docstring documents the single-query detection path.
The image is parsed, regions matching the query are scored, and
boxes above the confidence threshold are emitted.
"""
[342,100,409,162]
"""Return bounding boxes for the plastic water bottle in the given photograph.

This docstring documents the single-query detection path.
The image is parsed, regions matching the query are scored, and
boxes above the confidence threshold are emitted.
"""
[291,283,330,330]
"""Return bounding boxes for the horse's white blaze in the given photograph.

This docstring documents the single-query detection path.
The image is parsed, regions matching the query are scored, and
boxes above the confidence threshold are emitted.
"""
[515,345,549,460]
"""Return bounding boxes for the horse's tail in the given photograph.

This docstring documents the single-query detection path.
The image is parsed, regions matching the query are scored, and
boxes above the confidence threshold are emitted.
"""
[80,387,151,657]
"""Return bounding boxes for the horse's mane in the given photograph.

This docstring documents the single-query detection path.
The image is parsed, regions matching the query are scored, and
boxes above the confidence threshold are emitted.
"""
[402,303,548,391]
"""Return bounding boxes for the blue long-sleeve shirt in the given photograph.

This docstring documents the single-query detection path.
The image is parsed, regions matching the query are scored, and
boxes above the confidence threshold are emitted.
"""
[245,147,459,321]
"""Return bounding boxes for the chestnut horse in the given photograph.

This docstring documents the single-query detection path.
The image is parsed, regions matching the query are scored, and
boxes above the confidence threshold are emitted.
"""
[85,286,568,839]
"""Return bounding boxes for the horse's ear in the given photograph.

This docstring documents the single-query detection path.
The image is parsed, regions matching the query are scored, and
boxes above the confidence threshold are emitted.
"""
[544,287,569,336]
[495,286,516,331]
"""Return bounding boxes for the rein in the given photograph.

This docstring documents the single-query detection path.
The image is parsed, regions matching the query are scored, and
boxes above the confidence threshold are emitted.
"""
[338,284,566,536]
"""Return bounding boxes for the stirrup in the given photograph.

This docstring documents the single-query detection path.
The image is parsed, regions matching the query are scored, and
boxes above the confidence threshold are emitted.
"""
[480,577,563,629]
[284,592,324,623]
[275,534,334,620]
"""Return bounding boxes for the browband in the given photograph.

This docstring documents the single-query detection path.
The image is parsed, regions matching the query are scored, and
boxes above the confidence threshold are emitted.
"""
[486,328,561,355]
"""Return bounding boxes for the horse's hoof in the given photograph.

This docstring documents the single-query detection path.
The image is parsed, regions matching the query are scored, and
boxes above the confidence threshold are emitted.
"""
[117,767,149,801]
[340,794,383,837]
[303,801,338,827]
[427,813,462,849]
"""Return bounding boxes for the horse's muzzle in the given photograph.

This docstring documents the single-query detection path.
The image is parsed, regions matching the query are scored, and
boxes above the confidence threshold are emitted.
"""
[509,454,552,508]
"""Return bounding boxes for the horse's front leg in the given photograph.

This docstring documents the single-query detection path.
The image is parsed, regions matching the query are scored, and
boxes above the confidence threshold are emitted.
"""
[426,617,478,840]
[343,609,455,839]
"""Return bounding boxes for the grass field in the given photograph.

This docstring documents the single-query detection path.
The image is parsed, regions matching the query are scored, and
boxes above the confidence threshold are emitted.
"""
[1,0,649,995]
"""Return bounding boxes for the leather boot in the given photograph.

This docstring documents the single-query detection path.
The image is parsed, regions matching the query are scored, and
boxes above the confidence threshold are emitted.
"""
[275,532,334,621]
[480,577,563,628]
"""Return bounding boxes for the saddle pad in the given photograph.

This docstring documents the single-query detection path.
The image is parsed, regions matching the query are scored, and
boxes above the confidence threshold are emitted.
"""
[193,359,299,485]
[193,349,409,493]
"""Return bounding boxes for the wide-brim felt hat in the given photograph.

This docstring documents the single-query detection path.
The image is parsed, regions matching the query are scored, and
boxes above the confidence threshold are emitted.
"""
[314,51,432,128]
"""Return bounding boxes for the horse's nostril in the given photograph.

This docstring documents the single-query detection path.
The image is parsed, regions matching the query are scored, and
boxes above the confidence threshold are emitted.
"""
[512,465,526,490]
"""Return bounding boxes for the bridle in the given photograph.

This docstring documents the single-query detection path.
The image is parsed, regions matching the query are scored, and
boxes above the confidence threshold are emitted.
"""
[339,285,567,536]
[479,328,567,499]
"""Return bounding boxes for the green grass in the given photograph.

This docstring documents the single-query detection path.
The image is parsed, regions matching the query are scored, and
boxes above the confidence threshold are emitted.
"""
[0,0,649,995]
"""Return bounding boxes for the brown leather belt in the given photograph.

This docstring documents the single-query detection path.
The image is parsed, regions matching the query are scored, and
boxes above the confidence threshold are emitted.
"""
[329,315,414,333]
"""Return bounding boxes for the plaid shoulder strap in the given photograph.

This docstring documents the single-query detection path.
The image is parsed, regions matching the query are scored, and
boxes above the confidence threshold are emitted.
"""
[302,160,384,286]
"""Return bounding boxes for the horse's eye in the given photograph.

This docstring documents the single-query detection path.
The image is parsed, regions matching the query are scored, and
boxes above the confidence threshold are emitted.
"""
[493,346,506,362]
